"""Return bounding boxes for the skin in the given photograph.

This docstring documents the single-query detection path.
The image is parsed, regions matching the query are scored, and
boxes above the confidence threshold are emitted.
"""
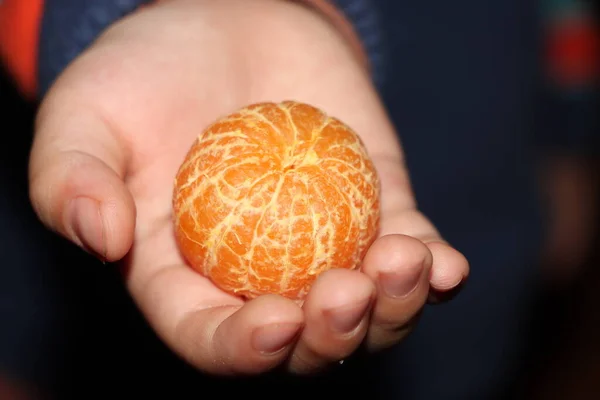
[28,0,469,375]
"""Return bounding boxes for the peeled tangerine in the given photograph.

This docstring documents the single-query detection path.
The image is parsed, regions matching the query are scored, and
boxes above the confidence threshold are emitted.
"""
[173,101,380,301]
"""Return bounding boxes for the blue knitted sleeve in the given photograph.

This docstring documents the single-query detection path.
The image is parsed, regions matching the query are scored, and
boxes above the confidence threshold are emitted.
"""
[37,0,387,97]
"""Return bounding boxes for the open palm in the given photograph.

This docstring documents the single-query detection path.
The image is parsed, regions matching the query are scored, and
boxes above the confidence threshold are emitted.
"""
[28,0,468,376]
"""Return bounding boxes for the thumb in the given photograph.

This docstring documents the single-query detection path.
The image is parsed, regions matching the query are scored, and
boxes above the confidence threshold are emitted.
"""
[29,97,135,262]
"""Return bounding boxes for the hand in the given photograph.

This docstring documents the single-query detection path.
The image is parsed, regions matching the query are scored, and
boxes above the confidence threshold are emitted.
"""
[29,0,468,375]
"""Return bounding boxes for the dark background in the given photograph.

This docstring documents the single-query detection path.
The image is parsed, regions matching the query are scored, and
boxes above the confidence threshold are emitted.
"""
[1,1,600,398]
[2,65,600,400]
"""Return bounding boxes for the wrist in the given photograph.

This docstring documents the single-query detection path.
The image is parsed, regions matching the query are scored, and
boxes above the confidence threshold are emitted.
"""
[149,0,371,77]
[287,0,371,75]
[43,0,399,164]
[35,0,379,98]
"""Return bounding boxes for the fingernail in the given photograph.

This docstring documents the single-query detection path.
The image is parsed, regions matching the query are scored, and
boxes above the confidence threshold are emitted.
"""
[380,266,423,298]
[68,197,106,260]
[252,323,301,354]
[325,298,371,334]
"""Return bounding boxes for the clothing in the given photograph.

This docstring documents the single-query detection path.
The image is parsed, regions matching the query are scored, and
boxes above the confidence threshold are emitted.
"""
[0,0,598,399]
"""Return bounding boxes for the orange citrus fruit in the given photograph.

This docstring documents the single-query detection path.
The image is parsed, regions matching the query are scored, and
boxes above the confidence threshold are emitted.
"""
[173,101,380,300]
